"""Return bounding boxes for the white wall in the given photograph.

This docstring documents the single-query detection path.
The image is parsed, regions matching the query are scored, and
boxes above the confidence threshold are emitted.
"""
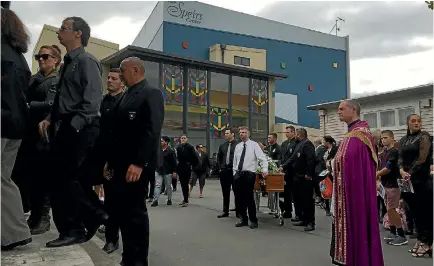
[148,23,164,51]
[161,1,347,51]
[132,2,164,49]
[318,94,433,141]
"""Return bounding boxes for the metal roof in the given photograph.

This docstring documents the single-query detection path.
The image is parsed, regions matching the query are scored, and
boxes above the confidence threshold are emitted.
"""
[307,83,433,111]
[101,45,288,80]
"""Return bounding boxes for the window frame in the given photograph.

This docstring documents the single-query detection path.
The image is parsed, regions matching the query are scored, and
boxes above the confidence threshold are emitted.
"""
[361,101,419,130]
[234,56,250,67]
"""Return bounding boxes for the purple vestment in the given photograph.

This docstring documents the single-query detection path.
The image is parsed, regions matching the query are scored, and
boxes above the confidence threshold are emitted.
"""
[331,120,384,266]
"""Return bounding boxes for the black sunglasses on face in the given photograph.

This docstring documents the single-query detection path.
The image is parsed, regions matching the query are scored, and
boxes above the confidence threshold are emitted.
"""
[34,54,52,61]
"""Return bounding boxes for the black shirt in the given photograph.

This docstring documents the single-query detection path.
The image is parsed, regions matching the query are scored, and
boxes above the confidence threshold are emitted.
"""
[398,131,431,184]
[100,92,124,117]
[379,147,400,188]
[48,47,102,131]
[264,142,281,161]
[157,147,177,175]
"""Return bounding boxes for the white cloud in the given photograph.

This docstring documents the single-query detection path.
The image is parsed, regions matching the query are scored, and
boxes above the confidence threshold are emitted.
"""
[351,48,434,94]
[91,16,146,49]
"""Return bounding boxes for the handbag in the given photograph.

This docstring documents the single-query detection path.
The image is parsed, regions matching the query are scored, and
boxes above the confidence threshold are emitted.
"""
[319,176,333,199]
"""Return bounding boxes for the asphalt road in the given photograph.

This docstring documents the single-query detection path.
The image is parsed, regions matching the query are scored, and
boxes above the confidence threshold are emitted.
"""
[96,179,432,266]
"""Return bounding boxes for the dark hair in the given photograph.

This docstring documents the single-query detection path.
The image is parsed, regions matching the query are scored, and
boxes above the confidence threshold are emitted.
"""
[269,133,278,139]
[323,135,336,145]
[1,8,30,53]
[380,130,394,137]
[196,144,203,149]
[39,45,62,67]
[406,113,421,135]
[63,16,90,47]
[181,133,188,138]
[161,136,170,143]
[109,68,121,73]
[1,1,11,9]
[296,127,308,138]
[286,125,295,132]
[226,127,237,135]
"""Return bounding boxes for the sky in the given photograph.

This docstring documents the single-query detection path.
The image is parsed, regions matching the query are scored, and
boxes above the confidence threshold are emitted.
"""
[9,0,434,96]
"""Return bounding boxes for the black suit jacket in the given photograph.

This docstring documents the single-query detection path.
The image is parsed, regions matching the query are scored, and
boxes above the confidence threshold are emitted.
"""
[285,138,316,179]
[217,139,238,171]
[279,138,298,171]
[107,79,164,170]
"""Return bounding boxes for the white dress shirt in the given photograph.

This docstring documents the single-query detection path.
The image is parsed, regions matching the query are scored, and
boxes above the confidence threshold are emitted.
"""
[232,139,268,175]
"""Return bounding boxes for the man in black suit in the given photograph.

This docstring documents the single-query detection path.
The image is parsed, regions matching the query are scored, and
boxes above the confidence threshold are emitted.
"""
[283,128,316,232]
[104,57,164,266]
[175,134,198,207]
[278,125,298,219]
[216,128,239,218]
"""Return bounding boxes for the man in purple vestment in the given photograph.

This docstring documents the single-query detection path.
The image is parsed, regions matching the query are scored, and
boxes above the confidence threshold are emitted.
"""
[330,100,384,266]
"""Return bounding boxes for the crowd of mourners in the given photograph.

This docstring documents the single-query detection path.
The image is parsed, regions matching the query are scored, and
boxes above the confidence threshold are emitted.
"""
[1,3,433,266]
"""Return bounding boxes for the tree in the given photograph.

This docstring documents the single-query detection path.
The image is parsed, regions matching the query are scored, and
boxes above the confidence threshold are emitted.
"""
[426,1,433,10]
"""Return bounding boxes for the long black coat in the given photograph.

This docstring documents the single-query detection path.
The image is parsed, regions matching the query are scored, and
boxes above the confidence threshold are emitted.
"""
[1,38,31,139]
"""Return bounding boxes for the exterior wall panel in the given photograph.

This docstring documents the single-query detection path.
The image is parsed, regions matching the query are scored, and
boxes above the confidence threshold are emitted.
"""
[163,22,348,128]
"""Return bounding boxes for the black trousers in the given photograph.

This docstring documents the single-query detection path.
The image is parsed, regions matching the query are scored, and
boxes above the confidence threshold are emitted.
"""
[145,174,155,199]
[178,169,191,203]
[103,180,120,244]
[297,178,315,224]
[111,165,150,265]
[291,177,303,218]
[12,136,52,221]
[219,168,236,213]
[406,180,433,245]
[234,171,257,223]
[283,172,293,215]
[49,121,103,237]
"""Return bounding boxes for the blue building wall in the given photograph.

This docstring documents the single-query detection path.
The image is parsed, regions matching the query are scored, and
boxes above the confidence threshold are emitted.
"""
[162,22,348,128]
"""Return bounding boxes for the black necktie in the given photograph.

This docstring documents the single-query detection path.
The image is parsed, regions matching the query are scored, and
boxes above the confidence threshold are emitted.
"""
[237,143,246,171]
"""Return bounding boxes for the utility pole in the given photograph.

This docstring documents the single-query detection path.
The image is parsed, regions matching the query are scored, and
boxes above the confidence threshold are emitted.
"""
[329,17,345,36]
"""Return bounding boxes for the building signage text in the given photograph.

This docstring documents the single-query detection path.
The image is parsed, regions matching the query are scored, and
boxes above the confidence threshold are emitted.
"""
[167,1,203,25]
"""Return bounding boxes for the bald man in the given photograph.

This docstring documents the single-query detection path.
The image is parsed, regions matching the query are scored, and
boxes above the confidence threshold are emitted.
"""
[330,100,384,266]
[104,57,164,266]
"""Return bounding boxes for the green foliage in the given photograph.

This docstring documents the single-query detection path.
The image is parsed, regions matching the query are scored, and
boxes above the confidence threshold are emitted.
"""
[426,1,433,10]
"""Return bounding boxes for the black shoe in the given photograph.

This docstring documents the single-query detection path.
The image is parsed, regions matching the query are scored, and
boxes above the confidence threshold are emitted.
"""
[291,216,301,222]
[293,221,307,227]
[86,213,109,241]
[167,199,172,205]
[147,198,153,203]
[249,222,258,229]
[282,212,292,219]
[46,236,86,248]
[1,237,32,251]
[304,223,315,232]
[102,241,119,254]
[151,201,158,207]
[325,210,331,216]
[217,212,229,218]
[235,221,248,227]
[30,219,50,235]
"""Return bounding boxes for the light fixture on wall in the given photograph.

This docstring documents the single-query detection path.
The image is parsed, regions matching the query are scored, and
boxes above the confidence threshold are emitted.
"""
[333,62,339,68]
[280,62,286,69]
[308,85,313,91]
[182,41,189,49]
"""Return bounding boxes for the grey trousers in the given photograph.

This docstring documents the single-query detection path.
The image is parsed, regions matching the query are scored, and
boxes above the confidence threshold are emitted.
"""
[1,138,31,246]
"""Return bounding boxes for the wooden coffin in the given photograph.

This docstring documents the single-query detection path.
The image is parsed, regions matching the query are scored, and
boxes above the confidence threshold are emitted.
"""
[254,173,285,192]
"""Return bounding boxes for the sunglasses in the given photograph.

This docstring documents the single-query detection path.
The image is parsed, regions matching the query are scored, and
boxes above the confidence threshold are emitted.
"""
[59,25,74,31]
[34,54,52,61]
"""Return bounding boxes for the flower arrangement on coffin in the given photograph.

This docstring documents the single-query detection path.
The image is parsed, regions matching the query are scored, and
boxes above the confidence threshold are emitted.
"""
[256,155,283,188]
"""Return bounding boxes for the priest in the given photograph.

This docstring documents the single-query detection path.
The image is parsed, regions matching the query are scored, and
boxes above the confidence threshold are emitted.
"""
[330,100,384,266]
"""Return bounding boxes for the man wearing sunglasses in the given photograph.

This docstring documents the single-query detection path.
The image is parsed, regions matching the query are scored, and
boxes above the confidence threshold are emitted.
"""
[38,17,107,248]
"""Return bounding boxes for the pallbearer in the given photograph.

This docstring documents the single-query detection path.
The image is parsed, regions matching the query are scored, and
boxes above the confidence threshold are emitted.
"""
[104,57,164,266]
